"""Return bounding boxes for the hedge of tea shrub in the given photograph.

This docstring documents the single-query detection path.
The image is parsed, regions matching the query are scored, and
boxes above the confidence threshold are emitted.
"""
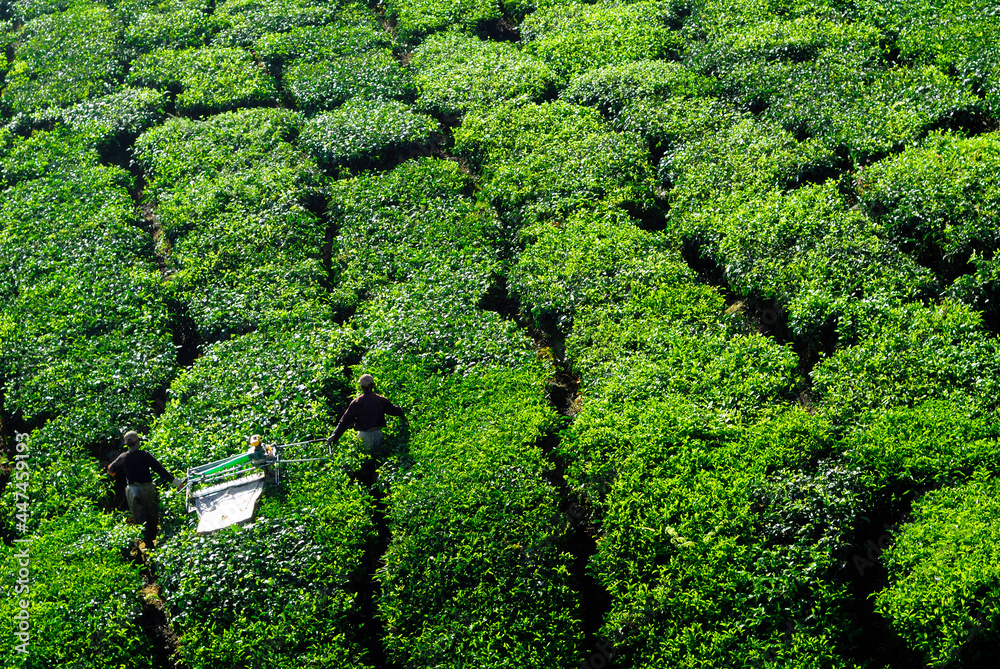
[133,108,332,338]
[709,182,937,346]
[58,87,168,148]
[383,0,501,42]
[811,300,1000,423]
[254,17,392,70]
[862,0,1000,112]
[842,399,1000,489]
[358,265,536,373]
[363,353,582,668]
[149,324,358,469]
[683,1,986,162]
[128,46,279,115]
[328,148,580,666]
[299,99,438,170]
[521,0,685,82]
[561,59,715,118]
[212,0,338,47]
[454,100,656,229]
[143,323,373,666]
[662,116,840,228]
[855,131,1000,279]
[119,0,220,61]
[330,158,533,372]
[410,31,557,117]
[763,58,980,162]
[509,207,717,331]
[151,470,373,668]
[3,2,123,117]
[326,157,497,304]
[877,472,1000,667]
[579,402,864,668]
[284,49,415,115]
[0,129,175,452]
[613,96,736,159]
[0,510,155,669]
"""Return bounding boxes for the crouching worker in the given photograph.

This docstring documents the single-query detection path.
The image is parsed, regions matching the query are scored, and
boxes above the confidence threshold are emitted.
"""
[107,431,185,547]
[327,374,405,459]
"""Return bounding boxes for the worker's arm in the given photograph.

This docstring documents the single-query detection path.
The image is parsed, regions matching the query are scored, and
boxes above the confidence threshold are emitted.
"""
[146,453,185,489]
[327,400,358,445]
[107,453,123,478]
[383,397,405,418]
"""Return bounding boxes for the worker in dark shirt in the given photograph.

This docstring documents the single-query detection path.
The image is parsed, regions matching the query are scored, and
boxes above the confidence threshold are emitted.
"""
[327,374,405,458]
[107,431,184,547]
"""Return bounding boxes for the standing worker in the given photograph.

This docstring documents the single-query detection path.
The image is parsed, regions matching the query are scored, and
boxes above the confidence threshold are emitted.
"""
[327,374,405,458]
[107,431,185,548]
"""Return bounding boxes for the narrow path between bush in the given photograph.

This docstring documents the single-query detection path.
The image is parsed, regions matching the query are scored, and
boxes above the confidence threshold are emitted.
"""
[95,149,185,668]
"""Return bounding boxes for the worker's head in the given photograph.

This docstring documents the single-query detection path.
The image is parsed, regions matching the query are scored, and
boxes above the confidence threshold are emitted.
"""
[124,431,141,449]
[359,374,375,392]
[249,435,262,448]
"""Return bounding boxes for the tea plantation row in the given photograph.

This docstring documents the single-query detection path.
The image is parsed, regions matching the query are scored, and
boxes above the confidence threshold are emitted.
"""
[2,0,1000,667]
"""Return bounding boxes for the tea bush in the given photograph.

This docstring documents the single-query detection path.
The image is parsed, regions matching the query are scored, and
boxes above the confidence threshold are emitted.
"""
[663,117,839,229]
[410,31,557,117]
[0,510,154,668]
[255,17,391,69]
[128,46,279,114]
[510,207,716,331]
[562,325,799,493]
[59,87,168,147]
[583,402,862,667]
[685,4,985,161]
[299,99,437,171]
[133,105,302,192]
[383,0,501,42]
[454,100,655,228]
[364,355,582,669]
[0,129,175,451]
[359,265,535,373]
[0,440,110,536]
[877,473,1000,667]
[153,475,373,668]
[7,0,74,22]
[855,131,1000,274]
[863,0,1000,111]
[119,0,220,60]
[326,157,495,303]
[134,108,332,337]
[708,182,937,345]
[614,96,736,157]
[284,49,415,115]
[562,59,715,118]
[149,325,358,469]
[843,400,1000,488]
[212,0,338,46]
[146,321,371,666]
[3,3,123,116]
[811,301,1000,422]
[763,59,981,162]
[521,0,685,82]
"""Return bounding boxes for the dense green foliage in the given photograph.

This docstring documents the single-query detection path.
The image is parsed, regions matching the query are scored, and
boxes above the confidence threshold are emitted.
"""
[301,99,439,171]
[133,107,331,338]
[3,0,1000,667]
[0,511,155,668]
[410,31,557,117]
